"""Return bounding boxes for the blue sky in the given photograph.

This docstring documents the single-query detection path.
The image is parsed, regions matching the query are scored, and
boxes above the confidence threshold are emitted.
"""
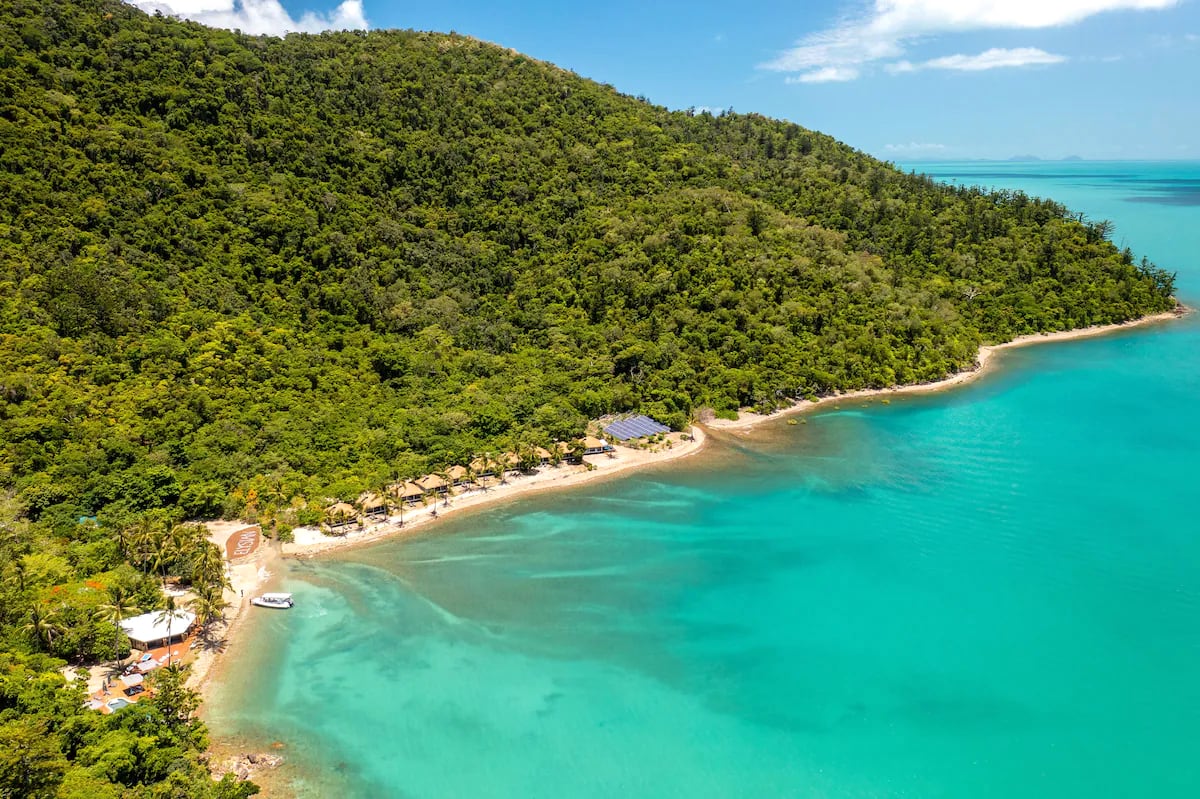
[132,1,1200,160]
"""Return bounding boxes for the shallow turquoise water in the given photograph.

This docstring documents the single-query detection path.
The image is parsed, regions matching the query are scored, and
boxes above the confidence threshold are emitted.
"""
[208,163,1200,798]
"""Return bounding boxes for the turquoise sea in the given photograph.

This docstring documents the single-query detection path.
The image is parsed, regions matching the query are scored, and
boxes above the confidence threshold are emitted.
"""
[207,162,1200,798]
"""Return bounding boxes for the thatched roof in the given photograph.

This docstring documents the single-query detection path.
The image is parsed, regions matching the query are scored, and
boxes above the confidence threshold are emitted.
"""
[358,491,385,509]
[445,465,469,481]
[416,474,448,491]
[326,502,356,518]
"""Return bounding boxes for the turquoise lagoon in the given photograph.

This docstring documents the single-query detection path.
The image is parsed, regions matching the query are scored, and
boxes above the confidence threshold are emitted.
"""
[207,163,1200,797]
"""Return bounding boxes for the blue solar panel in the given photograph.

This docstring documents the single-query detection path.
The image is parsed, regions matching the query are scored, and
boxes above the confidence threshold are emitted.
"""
[604,415,670,440]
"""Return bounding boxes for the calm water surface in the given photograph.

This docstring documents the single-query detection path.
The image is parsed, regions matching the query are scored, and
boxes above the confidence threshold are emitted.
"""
[208,162,1200,798]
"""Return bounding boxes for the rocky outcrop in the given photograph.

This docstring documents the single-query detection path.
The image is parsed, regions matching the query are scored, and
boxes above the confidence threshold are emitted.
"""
[215,752,284,782]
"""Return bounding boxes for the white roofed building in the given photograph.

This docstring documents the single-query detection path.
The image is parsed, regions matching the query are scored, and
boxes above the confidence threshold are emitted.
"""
[120,610,195,651]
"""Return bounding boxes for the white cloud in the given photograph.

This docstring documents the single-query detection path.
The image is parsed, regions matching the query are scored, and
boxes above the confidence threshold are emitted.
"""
[127,0,368,36]
[785,66,861,83]
[894,46,1068,72]
[763,0,1177,81]
[926,47,1067,70]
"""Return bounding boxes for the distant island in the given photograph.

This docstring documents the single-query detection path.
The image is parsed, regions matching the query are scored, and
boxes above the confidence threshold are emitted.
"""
[1005,154,1086,161]
[0,1,1179,796]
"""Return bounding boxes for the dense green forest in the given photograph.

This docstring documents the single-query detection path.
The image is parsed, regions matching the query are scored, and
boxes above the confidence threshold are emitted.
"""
[0,1,1178,791]
[1,0,1175,527]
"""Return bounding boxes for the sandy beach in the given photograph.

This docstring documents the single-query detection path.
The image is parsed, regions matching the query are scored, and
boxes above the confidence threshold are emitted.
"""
[705,309,1186,432]
[191,307,1187,790]
[189,308,1184,696]
[185,523,280,696]
[190,309,1186,691]
[282,429,708,558]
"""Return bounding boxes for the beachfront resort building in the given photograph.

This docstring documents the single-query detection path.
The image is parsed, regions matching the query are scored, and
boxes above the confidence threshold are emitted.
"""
[415,474,450,496]
[358,491,388,520]
[582,435,614,455]
[391,481,424,505]
[120,610,196,651]
[445,465,471,488]
[469,456,495,478]
[325,501,358,532]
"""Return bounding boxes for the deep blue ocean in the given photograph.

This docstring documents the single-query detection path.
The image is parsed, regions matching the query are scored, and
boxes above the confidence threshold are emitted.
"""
[207,162,1200,798]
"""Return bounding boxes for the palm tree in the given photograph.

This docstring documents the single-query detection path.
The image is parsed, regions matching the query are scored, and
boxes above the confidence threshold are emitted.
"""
[475,452,493,491]
[98,586,139,672]
[378,479,396,518]
[190,541,227,597]
[154,596,181,667]
[168,523,204,575]
[435,470,453,507]
[22,604,65,652]
[190,587,229,637]
[148,528,177,589]
[422,488,439,514]
[127,519,157,575]
[520,441,540,472]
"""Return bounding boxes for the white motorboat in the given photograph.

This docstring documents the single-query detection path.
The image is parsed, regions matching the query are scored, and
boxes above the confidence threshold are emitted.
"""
[251,592,294,609]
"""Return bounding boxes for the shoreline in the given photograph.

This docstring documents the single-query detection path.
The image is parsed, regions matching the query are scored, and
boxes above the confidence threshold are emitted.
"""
[194,308,1187,690]
[280,428,710,559]
[704,309,1187,432]
[187,536,280,699]
[194,307,1186,787]
[188,430,709,699]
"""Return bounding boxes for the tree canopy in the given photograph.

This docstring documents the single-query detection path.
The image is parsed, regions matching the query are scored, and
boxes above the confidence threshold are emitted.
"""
[0,1,1178,792]
[0,0,1175,526]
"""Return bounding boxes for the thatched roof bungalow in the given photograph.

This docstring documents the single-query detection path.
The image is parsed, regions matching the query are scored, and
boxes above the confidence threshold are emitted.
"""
[357,491,388,518]
[469,457,496,477]
[390,481,425,504]
[324,501,358,532]
[445,465,471,486]
[416,474,449,495]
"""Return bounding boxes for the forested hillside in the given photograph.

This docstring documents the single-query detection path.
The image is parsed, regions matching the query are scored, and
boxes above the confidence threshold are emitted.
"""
[0,2,1177,792]
[1,1,1176,532]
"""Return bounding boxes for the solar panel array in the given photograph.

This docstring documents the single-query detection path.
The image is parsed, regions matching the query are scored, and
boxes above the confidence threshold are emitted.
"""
[603,415,671,441]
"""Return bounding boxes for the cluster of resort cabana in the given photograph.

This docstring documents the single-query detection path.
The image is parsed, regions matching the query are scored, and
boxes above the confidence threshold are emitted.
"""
[322,436,614,533]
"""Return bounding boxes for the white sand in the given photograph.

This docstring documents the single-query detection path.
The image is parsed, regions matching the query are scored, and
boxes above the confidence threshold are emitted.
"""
[194,307,1187,708]
[282,428,707,558]
[706,310,1185,432]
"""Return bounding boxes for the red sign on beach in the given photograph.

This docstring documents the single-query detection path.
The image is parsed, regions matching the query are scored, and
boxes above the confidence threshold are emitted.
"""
[224,526,261,560]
